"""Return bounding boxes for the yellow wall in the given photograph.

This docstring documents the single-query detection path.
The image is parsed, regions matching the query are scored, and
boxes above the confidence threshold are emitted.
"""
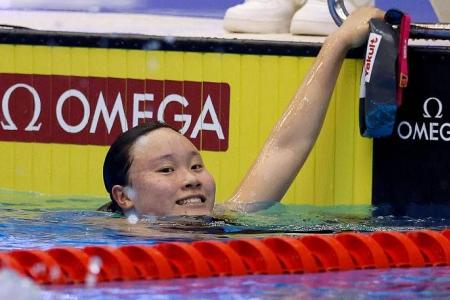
[0,45,372,205]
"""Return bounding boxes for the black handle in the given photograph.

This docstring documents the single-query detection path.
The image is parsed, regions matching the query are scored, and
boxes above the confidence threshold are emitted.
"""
[327,0,348,26]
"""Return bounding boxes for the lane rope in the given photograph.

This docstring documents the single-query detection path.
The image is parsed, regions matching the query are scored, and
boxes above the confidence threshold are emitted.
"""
[1,229,450,284]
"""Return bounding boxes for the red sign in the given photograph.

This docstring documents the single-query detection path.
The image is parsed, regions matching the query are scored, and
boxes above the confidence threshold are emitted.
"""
[0,74,230,151]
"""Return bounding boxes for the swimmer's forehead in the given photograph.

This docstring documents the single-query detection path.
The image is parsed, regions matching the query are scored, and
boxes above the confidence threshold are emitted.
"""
[151,151,202,162]
[131,127,201,159]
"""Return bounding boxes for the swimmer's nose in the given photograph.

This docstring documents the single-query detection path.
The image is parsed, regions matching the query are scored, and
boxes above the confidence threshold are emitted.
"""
[182,170,201,189]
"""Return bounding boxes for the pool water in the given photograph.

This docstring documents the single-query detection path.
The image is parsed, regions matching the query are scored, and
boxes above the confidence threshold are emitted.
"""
[42,267,450,300]
[1,190,450,299]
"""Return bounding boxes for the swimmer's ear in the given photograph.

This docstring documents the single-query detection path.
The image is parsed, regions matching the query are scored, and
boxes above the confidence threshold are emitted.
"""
[111,185,134,211]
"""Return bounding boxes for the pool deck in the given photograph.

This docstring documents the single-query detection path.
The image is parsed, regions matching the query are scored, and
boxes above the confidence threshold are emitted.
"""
[1,10,448,48]
[0,10,324,43]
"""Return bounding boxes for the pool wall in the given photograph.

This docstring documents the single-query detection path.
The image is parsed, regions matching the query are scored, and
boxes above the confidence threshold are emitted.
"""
[0,29,372,205]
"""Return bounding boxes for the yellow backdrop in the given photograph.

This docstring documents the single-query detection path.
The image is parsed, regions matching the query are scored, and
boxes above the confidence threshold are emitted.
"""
[0,44,372,205]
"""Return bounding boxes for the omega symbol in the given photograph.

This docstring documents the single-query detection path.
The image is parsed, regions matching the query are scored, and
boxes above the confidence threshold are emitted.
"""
[1,83,42,131]
[423,97,443,119]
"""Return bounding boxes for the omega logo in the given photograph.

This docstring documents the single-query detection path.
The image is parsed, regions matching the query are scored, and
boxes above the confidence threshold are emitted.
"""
[397,97,450,141]
[0,75,230,150]
[1,83,42,131]
[422,97,443,119]
[1,83,224,138]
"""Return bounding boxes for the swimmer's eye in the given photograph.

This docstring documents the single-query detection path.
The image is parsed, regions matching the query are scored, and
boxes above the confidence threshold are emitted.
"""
[191,164,203,171]
[157,167,175,173]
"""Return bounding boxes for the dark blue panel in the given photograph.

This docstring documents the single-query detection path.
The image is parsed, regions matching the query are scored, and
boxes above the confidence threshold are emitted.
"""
[376,0,438,22]
[130,0,242,18]
[1,1,441,21]
[0,0,243,19]
[373,47,450,214]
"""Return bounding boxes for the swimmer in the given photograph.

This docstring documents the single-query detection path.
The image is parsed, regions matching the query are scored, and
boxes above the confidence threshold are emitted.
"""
[100,7,385,218]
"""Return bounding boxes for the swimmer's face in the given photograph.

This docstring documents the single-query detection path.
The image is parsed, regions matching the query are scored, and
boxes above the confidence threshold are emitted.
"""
[125,128,216,216]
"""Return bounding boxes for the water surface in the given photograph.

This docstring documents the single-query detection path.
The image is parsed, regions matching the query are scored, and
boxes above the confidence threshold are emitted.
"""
[1,190,450,299]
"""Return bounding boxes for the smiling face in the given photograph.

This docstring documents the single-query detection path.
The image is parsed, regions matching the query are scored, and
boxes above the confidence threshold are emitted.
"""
[123,128,216,217]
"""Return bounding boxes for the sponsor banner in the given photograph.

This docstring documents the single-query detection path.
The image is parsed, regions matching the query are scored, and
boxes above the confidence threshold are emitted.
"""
[0,74,230,151]
[364,33,382,83]
[372,49,450,210]
[396,97,450,142]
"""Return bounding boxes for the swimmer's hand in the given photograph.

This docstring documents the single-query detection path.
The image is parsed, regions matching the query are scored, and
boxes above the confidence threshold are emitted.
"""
[333,6,385,49]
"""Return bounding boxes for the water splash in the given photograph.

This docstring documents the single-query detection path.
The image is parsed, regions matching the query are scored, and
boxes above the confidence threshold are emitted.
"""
[85,256,102,288]
[0,269,42,300]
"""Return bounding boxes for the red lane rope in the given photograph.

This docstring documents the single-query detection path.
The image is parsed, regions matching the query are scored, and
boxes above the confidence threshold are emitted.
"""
[1,229,450,284]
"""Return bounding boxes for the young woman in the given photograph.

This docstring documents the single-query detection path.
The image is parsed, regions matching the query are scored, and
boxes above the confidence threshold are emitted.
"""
[101,7,385,218]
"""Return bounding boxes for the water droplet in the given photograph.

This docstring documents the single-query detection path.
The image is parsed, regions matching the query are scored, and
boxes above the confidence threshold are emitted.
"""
[85,273,97,288]
[147,58,159,72]
[49,266,61,281]
[127,213,138,225]
[88,256,102,275]
[144,40,161,50]
[163,36,176,44]
[30,263,46,277]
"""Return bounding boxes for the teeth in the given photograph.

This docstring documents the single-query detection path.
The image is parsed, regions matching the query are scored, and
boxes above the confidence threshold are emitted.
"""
[178,197,203,205]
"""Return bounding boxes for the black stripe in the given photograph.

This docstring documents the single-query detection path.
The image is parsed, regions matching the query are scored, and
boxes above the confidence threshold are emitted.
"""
[0,28,370,57]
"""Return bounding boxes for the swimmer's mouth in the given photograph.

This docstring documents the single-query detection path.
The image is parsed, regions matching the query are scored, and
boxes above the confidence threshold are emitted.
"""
[176,195,206,206]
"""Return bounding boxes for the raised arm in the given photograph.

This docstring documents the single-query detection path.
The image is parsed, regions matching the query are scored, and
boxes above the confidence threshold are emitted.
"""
[226,7,385,212]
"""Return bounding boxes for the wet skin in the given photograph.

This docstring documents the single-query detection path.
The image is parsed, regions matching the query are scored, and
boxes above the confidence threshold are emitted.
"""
[115,128,216,217]
[111,7,385,217]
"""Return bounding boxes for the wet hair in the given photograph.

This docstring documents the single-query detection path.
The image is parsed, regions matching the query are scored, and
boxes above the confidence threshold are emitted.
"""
[99,121,175,214]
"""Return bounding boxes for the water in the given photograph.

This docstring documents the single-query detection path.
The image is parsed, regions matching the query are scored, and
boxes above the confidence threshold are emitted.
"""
[3,267,450,299]
[2,190,450,250]
[41,267,450,300]
[1,190,450,299]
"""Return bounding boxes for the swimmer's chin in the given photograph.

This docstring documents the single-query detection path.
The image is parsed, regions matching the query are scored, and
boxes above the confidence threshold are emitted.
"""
[170,206,214,217]
[125,206,214,219]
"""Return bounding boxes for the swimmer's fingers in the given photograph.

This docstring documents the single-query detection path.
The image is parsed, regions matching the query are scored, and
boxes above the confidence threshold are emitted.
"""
[335,6,385,49]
